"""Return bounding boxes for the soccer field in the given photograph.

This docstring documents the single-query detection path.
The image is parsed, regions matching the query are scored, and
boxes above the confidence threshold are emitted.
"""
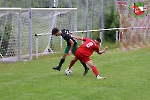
[0,47,150,100]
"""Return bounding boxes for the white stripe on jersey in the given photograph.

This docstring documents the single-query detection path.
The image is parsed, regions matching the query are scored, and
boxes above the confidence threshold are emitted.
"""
[90,40,97,46]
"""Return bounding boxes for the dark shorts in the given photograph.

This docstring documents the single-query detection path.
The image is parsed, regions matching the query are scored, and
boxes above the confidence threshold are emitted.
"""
[75,50,91,63]
[64,44,78,55]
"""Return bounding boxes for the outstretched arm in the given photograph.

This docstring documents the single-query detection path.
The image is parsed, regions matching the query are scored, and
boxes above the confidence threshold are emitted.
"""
[98,46,108,54]
[66,30,73,35]
[69,31,73,35]
[71,35,84,41]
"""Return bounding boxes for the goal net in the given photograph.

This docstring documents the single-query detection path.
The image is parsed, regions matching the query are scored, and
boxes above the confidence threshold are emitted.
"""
[0,8,22,62]
[0,8,77,61]
[116,0,150,50]
[32,8,77,59]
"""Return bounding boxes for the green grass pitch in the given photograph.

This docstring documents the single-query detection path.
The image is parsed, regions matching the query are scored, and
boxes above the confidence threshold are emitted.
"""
[0,47,150,100]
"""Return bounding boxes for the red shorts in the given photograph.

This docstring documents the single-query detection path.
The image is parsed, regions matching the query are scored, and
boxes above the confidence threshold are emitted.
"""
[75,51,91,63]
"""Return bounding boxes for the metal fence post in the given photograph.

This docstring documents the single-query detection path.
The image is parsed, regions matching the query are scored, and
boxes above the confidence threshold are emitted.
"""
[29,8,32,61]
[54,0,58,7]
[116,30,118,44]
[18,9,22,61]
[91,0,94,39]
[4,0,6,7]
[85,0,88,38]
[82,32,84,44]
[36,36,38,59]
[119,31,120,42]
[74,9,77,36]
[50,0,53,8]
[68,0,72,8]
[100,0,104,39]
[100,31,103,47]
[28,0,30,8]
[60,36,62,50]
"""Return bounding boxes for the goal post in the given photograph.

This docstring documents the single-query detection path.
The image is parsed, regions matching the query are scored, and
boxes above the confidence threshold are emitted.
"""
[0,8,77,61]
[33,8,77,59]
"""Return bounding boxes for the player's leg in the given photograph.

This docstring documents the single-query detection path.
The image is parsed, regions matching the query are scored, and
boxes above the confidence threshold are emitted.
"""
[67,58,89,75]
[53,46,69,71]
[65,57,78,73]
[68,57,78,69]
[72,44,89,75]
[80,60,89,75]
[86,60,106,79]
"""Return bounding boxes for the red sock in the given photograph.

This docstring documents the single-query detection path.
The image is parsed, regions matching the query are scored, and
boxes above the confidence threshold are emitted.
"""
[91,65,99,76]
[69,60,76,69]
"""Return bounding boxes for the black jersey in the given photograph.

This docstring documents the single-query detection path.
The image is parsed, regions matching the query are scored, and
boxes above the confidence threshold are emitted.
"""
[61,29,77,47]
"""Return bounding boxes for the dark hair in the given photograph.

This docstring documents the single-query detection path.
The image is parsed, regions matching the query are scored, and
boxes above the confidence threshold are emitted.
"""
[52,28,59,35]
[96,38,101,43]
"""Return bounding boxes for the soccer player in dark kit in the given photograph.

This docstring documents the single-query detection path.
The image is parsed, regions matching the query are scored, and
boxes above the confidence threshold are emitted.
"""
[51,28,89,75]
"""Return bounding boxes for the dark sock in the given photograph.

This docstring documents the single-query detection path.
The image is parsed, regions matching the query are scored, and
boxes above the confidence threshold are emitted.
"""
[80,60,88,70]
[58,58,65,68]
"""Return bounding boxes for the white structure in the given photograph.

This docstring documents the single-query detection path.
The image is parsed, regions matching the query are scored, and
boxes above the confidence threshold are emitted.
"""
[0,8,77,61]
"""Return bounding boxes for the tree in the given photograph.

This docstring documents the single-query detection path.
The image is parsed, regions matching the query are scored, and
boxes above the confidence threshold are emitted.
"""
[104,2,119,43]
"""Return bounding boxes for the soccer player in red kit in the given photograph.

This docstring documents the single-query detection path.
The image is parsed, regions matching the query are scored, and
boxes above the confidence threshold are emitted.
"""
[67,36,108,79]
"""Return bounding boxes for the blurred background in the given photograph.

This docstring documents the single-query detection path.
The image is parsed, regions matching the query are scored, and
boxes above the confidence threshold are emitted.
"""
[0,0,119,43]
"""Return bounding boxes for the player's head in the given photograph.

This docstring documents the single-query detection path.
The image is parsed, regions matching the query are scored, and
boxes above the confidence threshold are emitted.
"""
[95,38,101,43]
[52,28,61,36]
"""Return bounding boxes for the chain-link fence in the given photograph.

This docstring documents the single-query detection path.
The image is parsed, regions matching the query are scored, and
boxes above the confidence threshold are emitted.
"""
[0,0,116,40]
[0,0,149,62]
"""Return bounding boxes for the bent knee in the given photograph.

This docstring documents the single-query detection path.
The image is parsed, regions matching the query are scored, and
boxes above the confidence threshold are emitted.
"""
[62,54,68,58]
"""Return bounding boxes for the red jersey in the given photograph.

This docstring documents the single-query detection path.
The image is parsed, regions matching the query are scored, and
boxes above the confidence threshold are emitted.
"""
[77,38,99,57]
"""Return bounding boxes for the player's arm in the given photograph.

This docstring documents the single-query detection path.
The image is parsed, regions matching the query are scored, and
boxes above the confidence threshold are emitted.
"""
[97,46,108,54]
[69,31,73,35]
[63,33,74,55]
[68,39,74,55]
[71,35,84,41]
[66,29,73,35]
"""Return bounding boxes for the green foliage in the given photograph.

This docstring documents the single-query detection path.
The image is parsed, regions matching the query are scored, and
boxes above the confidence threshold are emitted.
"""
[104,2,119,43]
[101,42,120,50]
[1,0,51,8]
[92,31,100,39]
[0,22,12,56]
[30,0,51,8]
[0,0,3,7]
[4,0,27,7]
